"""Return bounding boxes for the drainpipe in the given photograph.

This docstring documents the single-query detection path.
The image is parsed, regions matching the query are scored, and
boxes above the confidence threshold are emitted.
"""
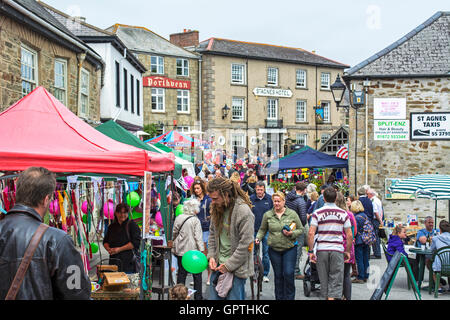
[364,80,369,186]
[246,58,249,154]
[198,57,202,135]
[77,52,86,117]
[315,66,318,150]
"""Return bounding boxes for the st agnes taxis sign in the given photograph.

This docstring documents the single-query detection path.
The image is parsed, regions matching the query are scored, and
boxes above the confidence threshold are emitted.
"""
[143,76,191,89]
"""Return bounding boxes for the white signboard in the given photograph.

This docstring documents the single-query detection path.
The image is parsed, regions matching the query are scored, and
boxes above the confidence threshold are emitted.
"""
[410,112,450,140]
[253,87,292,98]
[374,98,406,119]
[374,120,409,140]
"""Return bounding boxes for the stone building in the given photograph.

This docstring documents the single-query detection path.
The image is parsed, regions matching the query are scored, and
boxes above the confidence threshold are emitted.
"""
[190,36,349,159]
[0,0,104,122]
[343,11,450,223]
[40,2,147,132]
[106,24,201,135]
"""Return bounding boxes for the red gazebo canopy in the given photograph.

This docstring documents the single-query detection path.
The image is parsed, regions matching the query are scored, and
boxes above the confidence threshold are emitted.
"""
[0,87,174,176]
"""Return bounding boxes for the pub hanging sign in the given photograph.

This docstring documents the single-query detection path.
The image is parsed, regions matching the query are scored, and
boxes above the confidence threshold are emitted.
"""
[410,112,450,140]
[143,76,191,89]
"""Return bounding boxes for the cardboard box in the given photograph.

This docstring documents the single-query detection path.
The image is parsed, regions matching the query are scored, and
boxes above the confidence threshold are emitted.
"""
[102,272,130,291]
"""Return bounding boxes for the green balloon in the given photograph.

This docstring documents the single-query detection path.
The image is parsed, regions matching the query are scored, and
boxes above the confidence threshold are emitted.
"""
[126,191,141,207]
[82,214,88,224]
[90,242,99,254]
[181,250,208,274]
[175,205,184,217]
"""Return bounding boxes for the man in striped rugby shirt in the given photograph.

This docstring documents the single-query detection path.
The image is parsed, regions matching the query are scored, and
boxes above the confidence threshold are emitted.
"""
[308,187,353,300]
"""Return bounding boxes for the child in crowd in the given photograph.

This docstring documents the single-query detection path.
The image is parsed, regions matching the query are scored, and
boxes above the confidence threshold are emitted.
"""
[169,284,190,300]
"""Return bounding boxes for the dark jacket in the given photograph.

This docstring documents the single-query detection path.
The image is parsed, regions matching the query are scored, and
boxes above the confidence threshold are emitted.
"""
[250,193,273,233]
[285,189,307,226]
[193,194,211,232]
[358,196,374,221]
[0,204,90,300]
[386,235,408,262]
[103,218,141,273]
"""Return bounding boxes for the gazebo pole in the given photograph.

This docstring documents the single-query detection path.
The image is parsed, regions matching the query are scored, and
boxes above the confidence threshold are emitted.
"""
[435,199,438,226]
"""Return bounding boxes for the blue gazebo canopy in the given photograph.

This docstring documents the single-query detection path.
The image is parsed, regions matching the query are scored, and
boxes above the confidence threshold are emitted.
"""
[265,146,348,172]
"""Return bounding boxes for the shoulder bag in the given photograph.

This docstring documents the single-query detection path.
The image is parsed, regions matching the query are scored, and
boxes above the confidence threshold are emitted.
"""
[5,224,49,300]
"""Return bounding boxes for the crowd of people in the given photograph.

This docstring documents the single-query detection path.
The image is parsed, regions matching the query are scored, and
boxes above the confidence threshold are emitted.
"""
[1,165,449,300]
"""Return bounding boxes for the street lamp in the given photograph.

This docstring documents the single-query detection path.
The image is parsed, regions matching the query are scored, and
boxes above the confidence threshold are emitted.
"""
[222,104,230,119]
[330,74,346,109]
[331,74,364,195]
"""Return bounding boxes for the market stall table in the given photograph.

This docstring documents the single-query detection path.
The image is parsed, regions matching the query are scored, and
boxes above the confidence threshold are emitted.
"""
[405,245,434,291]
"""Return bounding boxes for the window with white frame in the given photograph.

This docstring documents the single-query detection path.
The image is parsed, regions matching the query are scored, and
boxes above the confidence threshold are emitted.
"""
[321,133,331,145]
[21,46,38,96]
[54,58,67,104]
[321,72,330,90]
[232,97,244,121]
[231,63,245,84]
[267,99,278,119]
[296,69,306,88]
[80,68,89,117]
[296,133,307,146]
[322,101,331,122]
[177,90,189,113]
[151,88,165,111]
[296,100,307,122]
[176,58,189,76]
[150,56,164,74]
[231,133,245,150]
[178,126,190,133]
[267,67,278,86]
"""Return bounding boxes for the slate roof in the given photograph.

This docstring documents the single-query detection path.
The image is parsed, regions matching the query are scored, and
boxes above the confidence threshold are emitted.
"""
[39,1,112,37]
[39,2,146,73]
[106,24,200,60]
[3,0,103,68]
[196,38,349,69]
[345,11,450,78]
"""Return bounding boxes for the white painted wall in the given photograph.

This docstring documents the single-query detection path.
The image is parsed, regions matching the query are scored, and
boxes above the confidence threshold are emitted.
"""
[88,42,143,128]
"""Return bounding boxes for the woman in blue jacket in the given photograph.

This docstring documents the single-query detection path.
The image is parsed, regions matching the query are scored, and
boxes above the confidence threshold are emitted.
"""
[387,225,418,278]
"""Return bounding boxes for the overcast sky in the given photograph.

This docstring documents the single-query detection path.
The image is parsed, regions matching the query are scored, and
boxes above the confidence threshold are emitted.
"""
[41,0,449,68]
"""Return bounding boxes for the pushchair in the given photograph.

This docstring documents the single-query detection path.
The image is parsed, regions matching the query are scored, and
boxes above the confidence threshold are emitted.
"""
[302,235,320,297]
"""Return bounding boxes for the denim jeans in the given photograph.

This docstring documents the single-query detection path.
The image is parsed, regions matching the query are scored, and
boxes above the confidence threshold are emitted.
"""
[294,233,305,274]
[371,220,381,257]
[208,271,247,300]
[355,244,370,280]
[176,255,203,300]
[268,246,297,300]
[254,232,270,277]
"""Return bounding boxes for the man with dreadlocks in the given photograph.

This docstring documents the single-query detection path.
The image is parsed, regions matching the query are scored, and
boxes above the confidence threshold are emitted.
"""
[206,177,255,300]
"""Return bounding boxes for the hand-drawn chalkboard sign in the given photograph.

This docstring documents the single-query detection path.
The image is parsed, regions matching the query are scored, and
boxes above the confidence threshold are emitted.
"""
[370,251,421,300]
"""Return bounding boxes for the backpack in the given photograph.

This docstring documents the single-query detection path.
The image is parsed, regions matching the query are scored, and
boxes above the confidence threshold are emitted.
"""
[360,214,377,246]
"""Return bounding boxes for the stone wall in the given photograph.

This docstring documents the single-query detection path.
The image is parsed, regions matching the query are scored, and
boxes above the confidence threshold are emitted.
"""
[139,54,200,131]
[347,77,450,224]
[0,15,101,120]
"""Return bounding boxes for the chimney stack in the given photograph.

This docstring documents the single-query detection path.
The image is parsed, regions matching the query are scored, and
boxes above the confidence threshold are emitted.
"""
[170,29,199,48]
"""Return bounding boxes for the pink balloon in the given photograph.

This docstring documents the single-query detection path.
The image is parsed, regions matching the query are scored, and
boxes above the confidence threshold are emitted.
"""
[103,200,115,219]
[155,211,163,228]
[49,199,60,216]
[81,201,92,214]
[184,176,194,189]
